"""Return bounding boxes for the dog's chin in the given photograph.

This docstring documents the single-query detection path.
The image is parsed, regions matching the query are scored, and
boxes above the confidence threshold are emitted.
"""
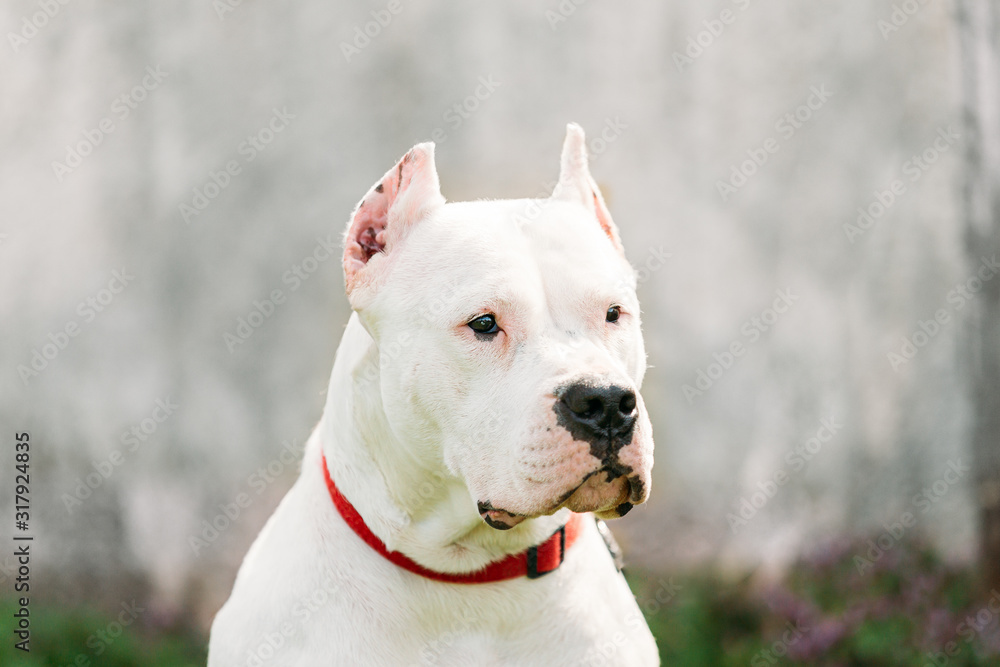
[562,472,633,518]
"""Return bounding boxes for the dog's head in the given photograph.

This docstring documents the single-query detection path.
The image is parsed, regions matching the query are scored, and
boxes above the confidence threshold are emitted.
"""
[341,124,653,528]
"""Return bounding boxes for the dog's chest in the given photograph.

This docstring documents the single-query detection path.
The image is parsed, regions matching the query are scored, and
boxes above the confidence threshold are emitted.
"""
[290,517,657,665]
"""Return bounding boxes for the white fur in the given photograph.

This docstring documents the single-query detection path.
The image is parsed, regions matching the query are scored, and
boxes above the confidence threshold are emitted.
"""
[209,126,658,666]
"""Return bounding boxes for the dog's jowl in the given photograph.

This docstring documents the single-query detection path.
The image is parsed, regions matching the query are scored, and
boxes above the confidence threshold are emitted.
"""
[208,124,658,666]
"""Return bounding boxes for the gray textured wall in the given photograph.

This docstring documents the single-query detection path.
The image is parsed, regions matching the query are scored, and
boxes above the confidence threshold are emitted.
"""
[1,0,971,627]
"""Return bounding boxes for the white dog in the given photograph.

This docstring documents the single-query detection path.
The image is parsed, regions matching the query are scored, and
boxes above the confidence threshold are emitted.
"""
[208,124,658,666]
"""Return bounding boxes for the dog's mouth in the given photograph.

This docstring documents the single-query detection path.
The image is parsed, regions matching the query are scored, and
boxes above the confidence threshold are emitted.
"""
[477,500,526,531]
[478,465,643,530]
[560,468,634,518]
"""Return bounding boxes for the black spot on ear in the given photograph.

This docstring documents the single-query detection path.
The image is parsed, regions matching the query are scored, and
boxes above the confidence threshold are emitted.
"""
[374,183,384,193]
[615,502,633,517]
[358,227,383,261]
[592,190,601,208]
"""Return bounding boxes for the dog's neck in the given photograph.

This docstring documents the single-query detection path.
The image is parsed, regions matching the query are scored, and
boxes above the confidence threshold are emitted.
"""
[320,313,569,574]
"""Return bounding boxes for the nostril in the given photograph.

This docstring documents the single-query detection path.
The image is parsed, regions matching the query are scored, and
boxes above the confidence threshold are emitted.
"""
[555,381,638,445]
[560,385,636,421]
[619,391,636,415]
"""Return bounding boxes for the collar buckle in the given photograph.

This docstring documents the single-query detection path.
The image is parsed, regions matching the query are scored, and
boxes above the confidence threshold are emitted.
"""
[526,523,567,579]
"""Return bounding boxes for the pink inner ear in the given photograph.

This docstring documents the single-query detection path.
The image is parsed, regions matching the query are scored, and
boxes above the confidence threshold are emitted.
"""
[345,195,388,271]
[343,145,443,292]
[353,192,390,262]
[344,162,406,281]
[592,188,623,251]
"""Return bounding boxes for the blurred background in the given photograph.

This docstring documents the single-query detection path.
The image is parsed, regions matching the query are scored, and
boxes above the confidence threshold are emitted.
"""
[3,0,1000,664]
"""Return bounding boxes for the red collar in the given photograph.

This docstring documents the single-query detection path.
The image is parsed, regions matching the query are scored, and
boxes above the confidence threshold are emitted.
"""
[321,453,584,583]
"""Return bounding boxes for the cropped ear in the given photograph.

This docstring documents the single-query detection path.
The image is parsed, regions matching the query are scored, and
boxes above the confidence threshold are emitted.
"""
[343,143,445,304]
[550,123,624,254]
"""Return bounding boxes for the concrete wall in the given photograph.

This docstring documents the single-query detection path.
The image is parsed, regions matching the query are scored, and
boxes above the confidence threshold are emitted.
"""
[0,0,971,626]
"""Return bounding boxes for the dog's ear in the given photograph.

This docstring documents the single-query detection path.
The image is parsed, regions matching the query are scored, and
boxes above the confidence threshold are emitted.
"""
[550,123,624,254]
[343,143,445,304]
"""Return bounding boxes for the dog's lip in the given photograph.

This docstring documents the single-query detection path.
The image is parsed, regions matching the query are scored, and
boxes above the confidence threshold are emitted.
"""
[478,466,639,526]
[552,468,602,508]
[477,501,526,530]
[550,467,632,514]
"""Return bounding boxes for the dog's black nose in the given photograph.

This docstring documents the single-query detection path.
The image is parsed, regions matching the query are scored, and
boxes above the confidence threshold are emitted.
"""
[555,382,637,452]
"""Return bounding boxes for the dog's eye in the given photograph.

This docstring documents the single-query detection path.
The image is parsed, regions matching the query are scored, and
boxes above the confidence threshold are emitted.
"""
[468,314,499,335]
[606,306,621,323]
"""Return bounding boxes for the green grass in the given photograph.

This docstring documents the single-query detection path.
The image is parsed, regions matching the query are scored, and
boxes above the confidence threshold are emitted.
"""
[628,536,999,666]
[0,598,206,667]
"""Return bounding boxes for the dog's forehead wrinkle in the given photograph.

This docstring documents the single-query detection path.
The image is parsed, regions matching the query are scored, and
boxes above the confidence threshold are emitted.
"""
[425,199,614,267]
[394,201,633,323]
